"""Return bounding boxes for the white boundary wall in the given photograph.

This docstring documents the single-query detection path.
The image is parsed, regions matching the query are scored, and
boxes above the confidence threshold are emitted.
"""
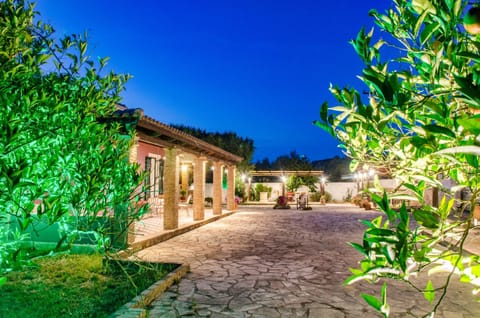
[245,179,397,202]
[204,179,397,203]
[203,178,453,205]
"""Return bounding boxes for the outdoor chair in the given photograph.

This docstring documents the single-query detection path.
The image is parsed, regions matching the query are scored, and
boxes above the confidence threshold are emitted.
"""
[296,193,309,210]
[179,194,192,216]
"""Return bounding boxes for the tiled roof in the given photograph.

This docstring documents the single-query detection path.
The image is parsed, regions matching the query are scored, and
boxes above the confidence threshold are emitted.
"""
[138,115,243,164]
[250,170,323,177]
[113,105,242,164]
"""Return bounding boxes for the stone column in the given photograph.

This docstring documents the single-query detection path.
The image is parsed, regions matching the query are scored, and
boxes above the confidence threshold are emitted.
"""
[126,136,139,244]
[212,161,223,215]
[226,165,236,211]
[163,148,179,230]
[128,136,139,164]
[193,157,206,221]
[181,164,188,193]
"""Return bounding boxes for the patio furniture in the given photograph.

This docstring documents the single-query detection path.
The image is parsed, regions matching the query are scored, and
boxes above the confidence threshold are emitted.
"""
[179,194,192,216]
[296,192,309,210]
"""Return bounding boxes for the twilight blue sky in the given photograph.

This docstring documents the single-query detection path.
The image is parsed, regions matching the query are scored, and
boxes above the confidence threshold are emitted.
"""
[34,0,392,162]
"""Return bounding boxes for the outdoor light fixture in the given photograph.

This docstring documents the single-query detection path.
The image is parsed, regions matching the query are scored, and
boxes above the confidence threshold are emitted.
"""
[320,176,327,205]
[355,165,376,192]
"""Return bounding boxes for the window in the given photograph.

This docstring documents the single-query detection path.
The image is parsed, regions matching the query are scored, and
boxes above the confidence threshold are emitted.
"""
[145,156,164,199]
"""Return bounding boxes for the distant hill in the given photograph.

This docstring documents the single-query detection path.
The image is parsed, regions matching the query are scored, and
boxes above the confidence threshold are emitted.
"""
[312,156,351,182]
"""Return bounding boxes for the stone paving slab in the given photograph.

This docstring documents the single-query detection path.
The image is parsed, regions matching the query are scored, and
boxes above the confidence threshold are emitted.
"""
[135,204,480,317]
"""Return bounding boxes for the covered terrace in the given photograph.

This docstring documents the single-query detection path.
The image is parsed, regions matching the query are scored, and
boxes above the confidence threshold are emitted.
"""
[122,106,243,243]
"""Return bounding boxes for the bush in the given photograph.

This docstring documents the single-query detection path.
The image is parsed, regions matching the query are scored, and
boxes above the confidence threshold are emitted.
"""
[204,197,213,207]
[323,191,332,203]
[310,192,322,202]
[0,0,146,277]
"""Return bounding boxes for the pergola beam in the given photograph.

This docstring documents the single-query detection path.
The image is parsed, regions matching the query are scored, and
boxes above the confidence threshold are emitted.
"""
[250,170,324,177]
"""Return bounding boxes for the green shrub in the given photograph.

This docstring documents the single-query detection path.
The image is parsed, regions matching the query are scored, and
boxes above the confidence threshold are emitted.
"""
[0,0,146,277]
[323,192,332,203]
[204,197,213,206]
[310,192,322,202]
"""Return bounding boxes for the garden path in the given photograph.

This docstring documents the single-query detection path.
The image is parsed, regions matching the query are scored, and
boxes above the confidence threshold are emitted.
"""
[136,204,480,317]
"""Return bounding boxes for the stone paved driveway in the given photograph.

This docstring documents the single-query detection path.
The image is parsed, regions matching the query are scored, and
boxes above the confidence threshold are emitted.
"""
[135,205,480,317]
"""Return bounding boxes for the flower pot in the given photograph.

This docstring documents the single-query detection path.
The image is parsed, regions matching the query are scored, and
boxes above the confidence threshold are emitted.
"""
[362,200,372,210]
[260,192,269,202]
[474,205,480,226]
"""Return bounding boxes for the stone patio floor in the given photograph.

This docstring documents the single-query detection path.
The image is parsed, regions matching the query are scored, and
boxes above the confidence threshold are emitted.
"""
[134,204,480,317]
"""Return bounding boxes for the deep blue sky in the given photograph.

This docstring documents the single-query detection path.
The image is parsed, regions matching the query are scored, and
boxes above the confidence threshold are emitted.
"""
[34,1,392,162]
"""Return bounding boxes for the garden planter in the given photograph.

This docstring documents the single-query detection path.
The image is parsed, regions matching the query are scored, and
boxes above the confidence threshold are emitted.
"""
[474,205,480,226]
[8,214,129,250]
[273,196,290,209]
[259,192,269,202]
[362,200,372,210]
[287,192,295,202]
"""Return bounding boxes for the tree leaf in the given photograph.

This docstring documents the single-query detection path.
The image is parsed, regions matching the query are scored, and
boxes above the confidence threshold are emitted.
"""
[435,146,480,156]
[367,228,397,237]
[458,117,480,134]
[349,242,368,257]
[320,101,329,122]
[0,276,6,287]
[423,280,435,304]
[423,124,455,138]
[414,10,430,38]
[466,154,479,169]
[470,265,480,277]
[362,293,383,311]
[456,52,480,63]
[413,210,439,229]
[312,120,334,136]
[381,282,390,316]
[420,23,440,45]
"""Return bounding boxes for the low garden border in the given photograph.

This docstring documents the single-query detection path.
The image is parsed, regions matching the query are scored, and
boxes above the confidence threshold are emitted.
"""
[110,263,190,318]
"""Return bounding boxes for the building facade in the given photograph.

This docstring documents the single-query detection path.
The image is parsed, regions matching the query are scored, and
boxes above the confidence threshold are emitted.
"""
[124,106,243,232]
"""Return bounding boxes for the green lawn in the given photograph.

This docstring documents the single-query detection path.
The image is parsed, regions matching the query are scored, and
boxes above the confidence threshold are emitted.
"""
[0,253,177,318]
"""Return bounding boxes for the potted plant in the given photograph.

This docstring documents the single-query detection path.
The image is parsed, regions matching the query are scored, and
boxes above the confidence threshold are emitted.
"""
[234,196,241,209]
[255,184,272,202]
[180,189,187,201]
[273,196,290,209]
